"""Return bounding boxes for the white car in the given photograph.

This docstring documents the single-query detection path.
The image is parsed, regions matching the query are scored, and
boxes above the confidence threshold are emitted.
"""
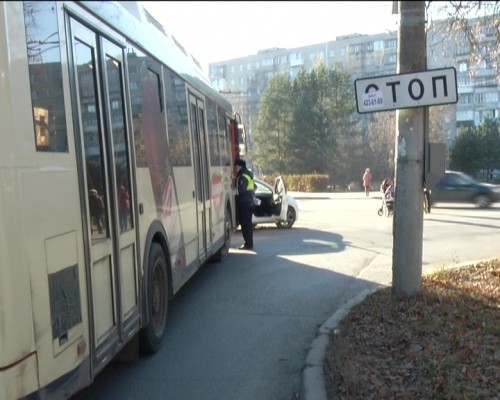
[252,176,298,229]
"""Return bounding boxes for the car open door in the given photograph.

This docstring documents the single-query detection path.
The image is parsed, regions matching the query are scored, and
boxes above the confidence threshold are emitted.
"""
[274,176,289,221]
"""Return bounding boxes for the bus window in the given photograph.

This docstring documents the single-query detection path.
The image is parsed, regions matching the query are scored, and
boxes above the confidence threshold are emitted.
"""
[74,37,109,240]
[207,99,221,167]
[24,1,68,152]
[163,67,191,166]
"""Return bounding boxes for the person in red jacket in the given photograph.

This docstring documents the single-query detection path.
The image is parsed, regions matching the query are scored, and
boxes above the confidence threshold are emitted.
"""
[362,168,372,196]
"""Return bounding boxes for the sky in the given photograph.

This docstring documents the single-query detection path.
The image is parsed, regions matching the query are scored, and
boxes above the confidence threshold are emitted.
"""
[141,1,399,73]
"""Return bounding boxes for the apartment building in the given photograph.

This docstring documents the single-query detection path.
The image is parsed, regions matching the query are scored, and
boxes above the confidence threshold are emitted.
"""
[427,18,500,125]
[208,16,499,149]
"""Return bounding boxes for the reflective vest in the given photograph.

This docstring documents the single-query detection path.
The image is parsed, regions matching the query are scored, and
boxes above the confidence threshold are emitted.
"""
[237,172,255,193]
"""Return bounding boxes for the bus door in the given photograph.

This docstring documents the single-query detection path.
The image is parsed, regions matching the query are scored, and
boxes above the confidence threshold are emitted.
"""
[188,92,212,260]
[69,18,139,369]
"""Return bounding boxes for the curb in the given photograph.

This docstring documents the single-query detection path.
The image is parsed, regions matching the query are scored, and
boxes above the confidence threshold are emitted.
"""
[299,287,380,400]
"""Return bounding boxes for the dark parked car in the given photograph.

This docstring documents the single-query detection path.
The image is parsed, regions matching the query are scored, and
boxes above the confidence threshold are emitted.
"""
[430,171,500,208]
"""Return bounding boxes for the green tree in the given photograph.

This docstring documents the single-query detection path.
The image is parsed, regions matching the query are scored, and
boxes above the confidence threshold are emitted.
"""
[449,126,483,174]
[476,118,500,177]
[252,73,293,175]
[287,68,324,173]
[321,65,359,184]
[253,64,357,181]
[287,64,357,178]
[449,119,500,176]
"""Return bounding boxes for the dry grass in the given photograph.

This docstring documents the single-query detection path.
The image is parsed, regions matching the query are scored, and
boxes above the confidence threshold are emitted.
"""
[323,259,500,400]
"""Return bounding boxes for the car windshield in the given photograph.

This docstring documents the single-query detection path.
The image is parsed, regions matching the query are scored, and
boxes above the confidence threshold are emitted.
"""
[455,173,476,185]
[254,180,272,195]
[442,172,476,186]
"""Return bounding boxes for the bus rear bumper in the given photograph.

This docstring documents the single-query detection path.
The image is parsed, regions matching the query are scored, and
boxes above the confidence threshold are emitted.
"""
[0,353,38,400]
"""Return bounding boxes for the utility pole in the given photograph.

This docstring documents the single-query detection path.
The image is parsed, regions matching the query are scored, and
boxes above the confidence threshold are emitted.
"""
[392,1,427,297]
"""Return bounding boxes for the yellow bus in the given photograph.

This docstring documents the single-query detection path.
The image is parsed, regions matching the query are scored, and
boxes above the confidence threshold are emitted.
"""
[0,2,244,398]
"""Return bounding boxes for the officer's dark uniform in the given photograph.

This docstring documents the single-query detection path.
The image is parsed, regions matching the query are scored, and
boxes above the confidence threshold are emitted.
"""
[235,159,255,249]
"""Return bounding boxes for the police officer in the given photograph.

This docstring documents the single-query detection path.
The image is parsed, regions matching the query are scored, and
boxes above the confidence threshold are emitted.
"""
[235,159,255,250]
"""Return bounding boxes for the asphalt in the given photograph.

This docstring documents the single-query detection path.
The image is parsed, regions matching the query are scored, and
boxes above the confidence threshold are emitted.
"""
[299,287,378,400]
[289,191,376,399]
[292,190,499,400]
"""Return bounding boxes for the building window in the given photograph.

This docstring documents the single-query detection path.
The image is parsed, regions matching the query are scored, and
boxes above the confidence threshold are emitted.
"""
[458,93,472,104]
[456,110,473,121]
[385,39,396,49]
[262,58,273,66]
[485,92,498,102]
[457,76,471,87]
[455,43,470,55]
[474,93,485,103]
[386,55,397,64]
[350,44,361,53]
[374,40,384,51]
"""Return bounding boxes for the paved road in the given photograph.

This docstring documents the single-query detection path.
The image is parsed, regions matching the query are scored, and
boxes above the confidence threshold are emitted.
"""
[72,192,500,400]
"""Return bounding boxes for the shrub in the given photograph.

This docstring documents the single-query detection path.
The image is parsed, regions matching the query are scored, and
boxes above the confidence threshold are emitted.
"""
[259,174,341,192]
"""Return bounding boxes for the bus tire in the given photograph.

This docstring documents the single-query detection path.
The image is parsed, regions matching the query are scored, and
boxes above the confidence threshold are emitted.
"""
[139,242,169,354]
[210,205,232,262]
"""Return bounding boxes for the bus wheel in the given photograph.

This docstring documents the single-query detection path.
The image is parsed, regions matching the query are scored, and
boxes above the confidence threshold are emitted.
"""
[140,242,168,354]
[210,206,232,262]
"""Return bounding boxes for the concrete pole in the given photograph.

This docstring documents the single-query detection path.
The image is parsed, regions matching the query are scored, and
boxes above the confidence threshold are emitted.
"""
[392,1,426,297]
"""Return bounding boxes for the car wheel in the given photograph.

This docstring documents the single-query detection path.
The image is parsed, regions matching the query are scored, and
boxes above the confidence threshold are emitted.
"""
[276,206,296,229]
[474,194,490,208]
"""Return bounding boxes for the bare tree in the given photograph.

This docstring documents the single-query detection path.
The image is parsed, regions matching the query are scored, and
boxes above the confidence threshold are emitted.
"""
[426,1,500,79]
[366,112,396,184]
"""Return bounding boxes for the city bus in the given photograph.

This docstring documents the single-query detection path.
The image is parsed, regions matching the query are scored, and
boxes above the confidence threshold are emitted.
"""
[0,1,245,399]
